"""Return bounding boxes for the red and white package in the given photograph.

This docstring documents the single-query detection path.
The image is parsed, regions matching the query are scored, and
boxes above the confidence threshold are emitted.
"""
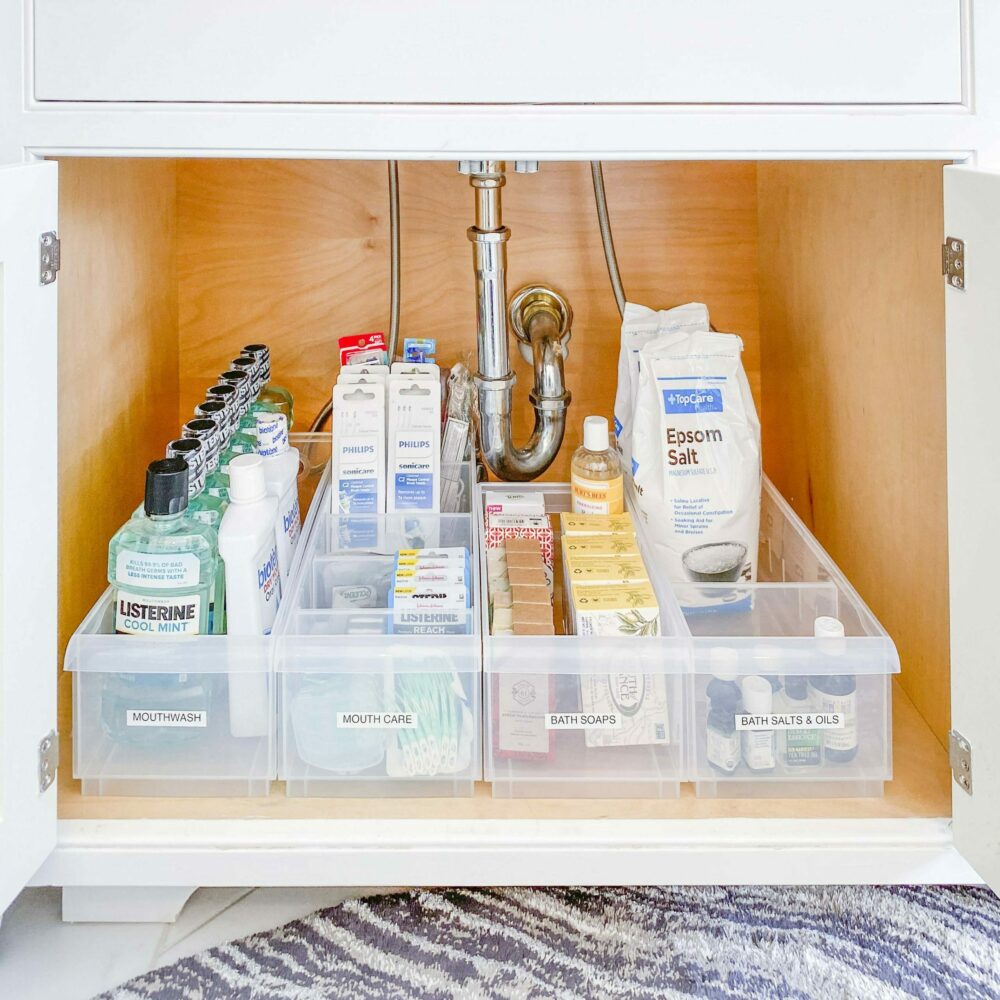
[486,514,554,570]
[339,331,387,367]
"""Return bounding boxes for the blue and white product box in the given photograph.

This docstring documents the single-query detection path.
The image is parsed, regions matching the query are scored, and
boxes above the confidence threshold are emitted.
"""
[386,374,441,514]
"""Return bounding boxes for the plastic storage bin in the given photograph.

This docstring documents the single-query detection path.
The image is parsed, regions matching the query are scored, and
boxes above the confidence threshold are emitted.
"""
[65,433,330,797]
[682,481,900,798]
[480,483,689,799]
[277,462,481,797]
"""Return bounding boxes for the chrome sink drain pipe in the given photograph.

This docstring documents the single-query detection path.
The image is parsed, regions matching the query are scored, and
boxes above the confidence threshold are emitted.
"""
[461,160,572,481]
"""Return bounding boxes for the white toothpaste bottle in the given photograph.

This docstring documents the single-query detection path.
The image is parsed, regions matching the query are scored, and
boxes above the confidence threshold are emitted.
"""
[256,412,301,585]
[219,454,282,737]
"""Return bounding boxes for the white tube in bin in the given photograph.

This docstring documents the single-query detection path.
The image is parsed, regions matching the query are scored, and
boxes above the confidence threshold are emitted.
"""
[219,454,281,737]
[256,412,301,584]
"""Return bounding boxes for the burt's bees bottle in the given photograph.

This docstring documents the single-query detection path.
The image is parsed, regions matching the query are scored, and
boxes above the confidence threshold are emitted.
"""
[571,416,624,515]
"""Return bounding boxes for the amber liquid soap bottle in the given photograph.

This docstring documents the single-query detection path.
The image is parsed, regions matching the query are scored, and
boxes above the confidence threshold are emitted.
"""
[571,415,624,515]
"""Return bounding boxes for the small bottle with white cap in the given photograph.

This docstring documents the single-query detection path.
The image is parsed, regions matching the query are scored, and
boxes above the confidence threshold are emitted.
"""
[705,647,742,773]
[809,616,858,763]
[740,675,776,772]
[218,453,282,737]
[571,415,624,515]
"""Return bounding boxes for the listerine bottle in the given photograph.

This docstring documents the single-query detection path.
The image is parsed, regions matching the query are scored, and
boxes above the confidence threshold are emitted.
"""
[218,369,254,420]
[184,416,229,500]
[167,438,228,633]
[241,343,295,427]
[229,356,281,436]
[104,459,221,745]
[207,382,257,455]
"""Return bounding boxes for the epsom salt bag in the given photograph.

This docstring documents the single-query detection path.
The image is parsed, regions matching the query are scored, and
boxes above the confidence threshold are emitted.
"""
[631,330,761,596]
[614,302,710,477]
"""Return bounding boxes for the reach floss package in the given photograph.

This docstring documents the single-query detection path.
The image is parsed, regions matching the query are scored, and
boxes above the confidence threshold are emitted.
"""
[630,327,762,599]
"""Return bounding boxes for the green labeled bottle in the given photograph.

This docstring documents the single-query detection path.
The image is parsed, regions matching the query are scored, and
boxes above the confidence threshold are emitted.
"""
[229,356,281,435]
[241,343,294,428]
[205,384,257,455]
[104,459,222,745]
[183,416,229,501]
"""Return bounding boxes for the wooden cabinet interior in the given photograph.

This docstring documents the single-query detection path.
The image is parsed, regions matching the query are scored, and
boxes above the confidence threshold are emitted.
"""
[55,157,949,819]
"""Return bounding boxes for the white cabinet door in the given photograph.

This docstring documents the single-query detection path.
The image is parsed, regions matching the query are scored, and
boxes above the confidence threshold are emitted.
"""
[33,0,963,106]
[0,161,58,916]
[945,164,1000,893]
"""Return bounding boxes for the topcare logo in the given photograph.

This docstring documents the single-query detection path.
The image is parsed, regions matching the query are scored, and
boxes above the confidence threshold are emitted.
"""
[662,387,723,414]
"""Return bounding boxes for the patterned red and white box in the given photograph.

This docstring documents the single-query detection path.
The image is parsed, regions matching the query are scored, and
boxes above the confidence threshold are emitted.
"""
[486,514,554,570]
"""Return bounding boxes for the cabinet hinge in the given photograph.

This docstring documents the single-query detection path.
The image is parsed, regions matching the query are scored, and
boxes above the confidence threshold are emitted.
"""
[942,236,965,290]
[949,728,972,795]
[39,231,60,286]
[38,730,58,793]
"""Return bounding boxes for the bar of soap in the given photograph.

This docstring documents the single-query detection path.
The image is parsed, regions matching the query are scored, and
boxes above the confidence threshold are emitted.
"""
[513,602,553,628]
[512,621,555,636]
[492,589,513,610]
[511,583,550,606]
[559,512,636,537]
[563,535,640,561]
[505,550,545,570]
[504,536,542,556]
[508,565,548,589]
[492,606,514,631]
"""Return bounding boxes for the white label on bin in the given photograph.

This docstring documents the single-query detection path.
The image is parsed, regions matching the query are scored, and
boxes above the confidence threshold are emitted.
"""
[735,713,844,731]
[126,709,207,728]
[115,592,202,636]
[545,712,622,730]
[336,712,418,729]
[116,551,200,589]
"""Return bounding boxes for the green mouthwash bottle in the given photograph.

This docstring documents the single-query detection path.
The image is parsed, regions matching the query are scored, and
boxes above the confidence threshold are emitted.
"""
[104,459,221,745]
[205,384,257,456]
[229,356,282,434]
[167,438,227,633]
[241,343,295,428]
[184,416,229,500]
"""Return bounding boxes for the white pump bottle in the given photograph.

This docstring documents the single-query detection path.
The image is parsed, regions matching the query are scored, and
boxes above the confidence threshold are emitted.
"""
[256,412,301,584]
[218,453,281,737]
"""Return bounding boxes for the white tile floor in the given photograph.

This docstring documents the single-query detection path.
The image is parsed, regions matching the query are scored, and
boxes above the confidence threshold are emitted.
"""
[0,886,391,1000]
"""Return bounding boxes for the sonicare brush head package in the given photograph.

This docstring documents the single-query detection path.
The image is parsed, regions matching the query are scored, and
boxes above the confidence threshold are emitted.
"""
[631,329,761,597]
[613,301,711,475]
[332,382,386,515]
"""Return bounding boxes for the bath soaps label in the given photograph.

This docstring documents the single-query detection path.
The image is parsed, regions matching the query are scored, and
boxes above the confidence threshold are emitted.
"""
[736,713,845,730]
[545,712,622,730]
[115,591,202,636]
[337,712,417,729]
[126,709,207,728]
[116,551,200,589]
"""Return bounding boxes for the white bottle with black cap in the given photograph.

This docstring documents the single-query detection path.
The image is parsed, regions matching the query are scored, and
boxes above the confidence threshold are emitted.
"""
[256,412,301,582]
[218,453,282,737]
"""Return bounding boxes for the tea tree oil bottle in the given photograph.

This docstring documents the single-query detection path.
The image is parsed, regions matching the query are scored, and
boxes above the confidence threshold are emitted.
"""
[810,616,859,763]
[571,416,624,515]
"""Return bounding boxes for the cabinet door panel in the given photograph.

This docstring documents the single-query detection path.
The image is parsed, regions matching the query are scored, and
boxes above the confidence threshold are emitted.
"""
[33,1,962,106]
[0,160,58,915]
[945,164,1000,894]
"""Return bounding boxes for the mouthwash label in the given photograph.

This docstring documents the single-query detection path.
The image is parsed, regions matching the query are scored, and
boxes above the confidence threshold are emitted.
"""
[115,591,202,636]
[115,551,200,589]
[571,474,624,516]
[126,709,207,728]
[255,540,281,635]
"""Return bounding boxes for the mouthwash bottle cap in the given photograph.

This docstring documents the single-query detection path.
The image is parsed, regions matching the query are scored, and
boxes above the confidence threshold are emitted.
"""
[228,453,267,503]
[183,418,222,472]
[144,458,189,517]
[230,356,261,393]
[583,415,610,452]
[740,675,773,715]
[166,438,205,496]
[709,645,739,681]
[256,412,289,457]
[219,369,252,414]
[241,343,271,381]
[206,383,240,424]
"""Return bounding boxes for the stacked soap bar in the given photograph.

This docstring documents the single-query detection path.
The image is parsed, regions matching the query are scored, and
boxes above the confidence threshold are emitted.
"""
[486,538,554,636]
[560,512,660,638]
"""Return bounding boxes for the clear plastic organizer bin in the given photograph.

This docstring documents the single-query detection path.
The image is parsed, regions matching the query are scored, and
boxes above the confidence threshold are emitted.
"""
[479,483,689,799]
[277,462,481,797]
[680,480,900,799]
[65,433,331,797]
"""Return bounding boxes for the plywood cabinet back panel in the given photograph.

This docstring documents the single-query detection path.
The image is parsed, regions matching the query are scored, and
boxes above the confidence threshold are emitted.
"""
[177,160,761,479]
[57,159,179,734]
[757,161,949,747]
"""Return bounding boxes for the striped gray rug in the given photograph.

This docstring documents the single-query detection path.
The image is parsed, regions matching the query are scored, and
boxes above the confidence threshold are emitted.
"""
[97,885,1000,999]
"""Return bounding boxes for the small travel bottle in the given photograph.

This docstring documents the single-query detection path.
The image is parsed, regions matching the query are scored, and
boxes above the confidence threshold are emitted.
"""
[705,647,742,774]
[241,343,295,427]
[256,412,301,584]
[103,460,221,745]
[810,616,858,763]
[740,674,776,772]
[571,416,624,515]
